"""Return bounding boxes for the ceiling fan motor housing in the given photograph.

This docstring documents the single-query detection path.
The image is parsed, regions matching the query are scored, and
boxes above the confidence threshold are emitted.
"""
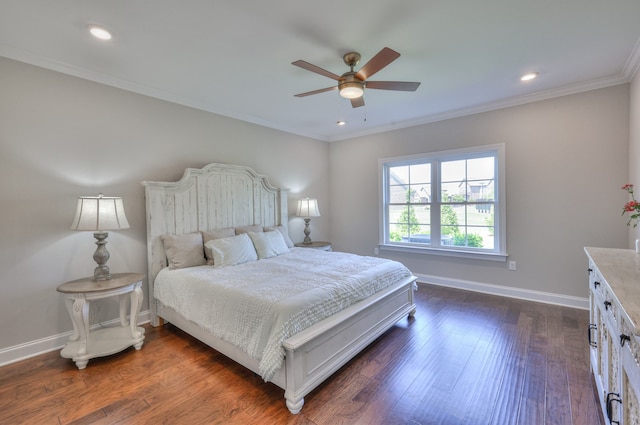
[343,52,361,68]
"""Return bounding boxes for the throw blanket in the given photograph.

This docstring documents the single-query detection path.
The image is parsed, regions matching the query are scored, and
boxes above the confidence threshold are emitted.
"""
[154,248,413,381]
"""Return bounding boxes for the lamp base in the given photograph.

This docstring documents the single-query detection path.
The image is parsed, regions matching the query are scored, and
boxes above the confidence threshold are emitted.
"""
[92,232,112,281]
[303,218,312,244]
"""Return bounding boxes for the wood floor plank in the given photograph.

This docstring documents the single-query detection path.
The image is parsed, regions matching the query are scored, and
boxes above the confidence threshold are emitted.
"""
[489,311,534,425]
[519,350,547,424]
[0,283,603,424]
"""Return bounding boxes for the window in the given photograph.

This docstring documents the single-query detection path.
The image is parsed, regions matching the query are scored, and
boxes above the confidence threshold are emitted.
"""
[379,144,506,260]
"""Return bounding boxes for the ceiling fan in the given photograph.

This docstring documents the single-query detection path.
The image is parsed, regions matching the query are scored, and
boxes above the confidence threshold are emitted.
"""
[292,47,420,108]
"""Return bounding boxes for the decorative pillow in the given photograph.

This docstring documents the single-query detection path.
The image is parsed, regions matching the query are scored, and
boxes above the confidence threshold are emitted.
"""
[249,231,290,259]
[202,228,236,264]
[263,225,294,248]
[235,225,263,235]
[162,233,206,269]
[204,233,258,268]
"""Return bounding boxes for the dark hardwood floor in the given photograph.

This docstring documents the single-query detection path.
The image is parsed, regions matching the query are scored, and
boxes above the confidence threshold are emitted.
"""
[0,283,604,425]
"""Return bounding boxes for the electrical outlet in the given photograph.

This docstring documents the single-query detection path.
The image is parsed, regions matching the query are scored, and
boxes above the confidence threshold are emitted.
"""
[508,261,517,271]
[374,247,379,255]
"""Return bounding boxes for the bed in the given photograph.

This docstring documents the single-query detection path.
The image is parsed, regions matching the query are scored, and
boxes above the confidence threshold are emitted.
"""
[142,163,417,414]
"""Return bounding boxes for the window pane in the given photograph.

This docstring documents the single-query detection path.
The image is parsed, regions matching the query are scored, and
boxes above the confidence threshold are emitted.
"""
[409,184,431,203]
[441,159,465,182]
[409,163,430,184]
[388,205,407,223]
[413,204,431,225]
[441,181,465,202]
[390,185,409,203]
[468,179,495,202]
[441,204,464,227]
[388,222,407,242]
[468,205,493,226]
[467,157,494,180]
[389,166,409,185]
[402,225,431,244]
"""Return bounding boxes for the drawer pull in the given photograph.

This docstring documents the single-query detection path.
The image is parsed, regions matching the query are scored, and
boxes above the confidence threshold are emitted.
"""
[620,334,631,347]
[588,324,597,347]
[604,300,612,310]
[606,392,621,425]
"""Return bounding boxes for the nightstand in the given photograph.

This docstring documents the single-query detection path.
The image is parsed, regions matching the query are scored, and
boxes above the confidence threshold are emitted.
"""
[57,272,145,369]
[294,241,332,251]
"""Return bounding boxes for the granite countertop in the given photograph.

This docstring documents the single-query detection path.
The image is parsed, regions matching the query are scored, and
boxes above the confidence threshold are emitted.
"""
[585,247,640,335]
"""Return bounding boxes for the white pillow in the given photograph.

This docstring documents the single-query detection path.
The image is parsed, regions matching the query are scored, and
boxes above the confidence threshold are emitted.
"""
[204,233,258,268]
[263,225,294,248]
[249,231,290,259]
[202,228,236,264]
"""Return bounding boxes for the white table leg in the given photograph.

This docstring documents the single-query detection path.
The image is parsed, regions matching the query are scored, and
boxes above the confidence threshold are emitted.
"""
[130,283,144,342]
[71,296,89,358]
[64,297,80,341]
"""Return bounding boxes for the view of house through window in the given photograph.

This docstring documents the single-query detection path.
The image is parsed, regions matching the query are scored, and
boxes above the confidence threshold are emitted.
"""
[381,145,504,256]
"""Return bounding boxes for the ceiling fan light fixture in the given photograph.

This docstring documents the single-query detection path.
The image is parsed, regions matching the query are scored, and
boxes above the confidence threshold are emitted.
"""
[339,82,364,99]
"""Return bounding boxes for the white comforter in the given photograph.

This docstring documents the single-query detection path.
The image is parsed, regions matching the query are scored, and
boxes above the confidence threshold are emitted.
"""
[154,248,413,380]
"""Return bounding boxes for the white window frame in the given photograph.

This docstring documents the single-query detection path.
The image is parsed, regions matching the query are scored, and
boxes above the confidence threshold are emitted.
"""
[378,144,507,262]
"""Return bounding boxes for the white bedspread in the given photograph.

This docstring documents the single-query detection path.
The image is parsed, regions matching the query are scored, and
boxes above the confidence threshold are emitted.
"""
[154,248,412,380]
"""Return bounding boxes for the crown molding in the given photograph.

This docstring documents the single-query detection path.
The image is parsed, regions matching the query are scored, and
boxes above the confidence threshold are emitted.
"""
[623,36,640,81]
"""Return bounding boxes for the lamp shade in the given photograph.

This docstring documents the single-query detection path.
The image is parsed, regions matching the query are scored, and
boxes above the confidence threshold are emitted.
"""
[71,194,130,231]
[296,198,321,218]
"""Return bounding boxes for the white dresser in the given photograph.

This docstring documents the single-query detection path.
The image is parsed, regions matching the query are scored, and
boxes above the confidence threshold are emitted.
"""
[585,247,640,425]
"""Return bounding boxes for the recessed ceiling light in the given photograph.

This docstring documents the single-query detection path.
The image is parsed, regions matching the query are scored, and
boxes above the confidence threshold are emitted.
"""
[337,121,346,126]
[521,72,538,82]
[88,25,112,41]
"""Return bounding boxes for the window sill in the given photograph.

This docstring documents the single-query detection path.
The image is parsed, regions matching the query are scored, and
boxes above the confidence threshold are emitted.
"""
[379,243,508,262]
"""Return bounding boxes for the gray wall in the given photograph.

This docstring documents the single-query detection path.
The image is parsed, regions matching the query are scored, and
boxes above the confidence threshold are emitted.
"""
[0,57,330,353]
[329,85,630,299]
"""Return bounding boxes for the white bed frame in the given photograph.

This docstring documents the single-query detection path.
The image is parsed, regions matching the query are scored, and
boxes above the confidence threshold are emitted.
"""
[142,163,417,414]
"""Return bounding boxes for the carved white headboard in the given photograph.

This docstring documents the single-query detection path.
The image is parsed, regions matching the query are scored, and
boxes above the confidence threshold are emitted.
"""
[142,163,288,324]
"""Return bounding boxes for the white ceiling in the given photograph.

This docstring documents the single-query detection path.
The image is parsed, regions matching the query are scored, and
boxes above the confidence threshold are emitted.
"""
[1,1,640,142]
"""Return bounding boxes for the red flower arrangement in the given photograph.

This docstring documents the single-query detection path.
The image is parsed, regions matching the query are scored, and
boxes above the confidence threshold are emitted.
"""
[622,184,640,227]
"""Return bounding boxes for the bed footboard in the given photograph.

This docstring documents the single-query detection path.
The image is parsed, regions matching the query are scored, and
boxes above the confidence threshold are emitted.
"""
[282,276,417,414]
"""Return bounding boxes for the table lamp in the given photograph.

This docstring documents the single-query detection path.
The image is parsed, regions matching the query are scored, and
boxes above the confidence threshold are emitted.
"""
[296,198,321,244]
[71,194,130,281]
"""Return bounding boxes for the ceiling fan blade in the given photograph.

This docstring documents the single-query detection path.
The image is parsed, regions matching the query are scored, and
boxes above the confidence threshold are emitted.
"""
[292,60,342,81]
[355,47,401,81]
[366,81,421,91]
[350,97,365,108]
[294,86,337,97]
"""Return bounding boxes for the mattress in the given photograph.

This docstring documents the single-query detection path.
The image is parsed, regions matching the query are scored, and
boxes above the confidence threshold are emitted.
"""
[153,247,412,380]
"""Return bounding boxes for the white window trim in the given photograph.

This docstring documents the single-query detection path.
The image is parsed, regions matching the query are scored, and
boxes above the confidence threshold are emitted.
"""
[378,143,507,262]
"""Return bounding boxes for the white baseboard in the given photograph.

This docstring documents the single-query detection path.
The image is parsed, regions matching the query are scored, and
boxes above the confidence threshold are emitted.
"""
[414,273,589,310]
[0,310,150,368]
